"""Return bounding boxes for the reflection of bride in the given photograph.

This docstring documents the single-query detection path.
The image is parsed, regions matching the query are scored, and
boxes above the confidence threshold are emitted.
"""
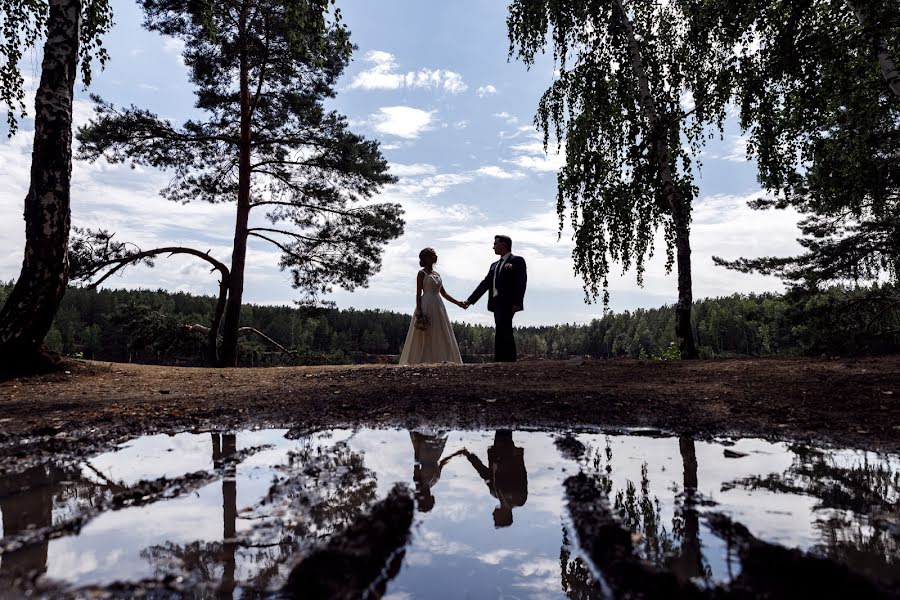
[409,431,465,512]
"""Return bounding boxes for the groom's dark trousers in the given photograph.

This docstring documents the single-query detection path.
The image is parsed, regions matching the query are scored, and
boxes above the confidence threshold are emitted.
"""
[467,254,527,362]
[493,306,516,362]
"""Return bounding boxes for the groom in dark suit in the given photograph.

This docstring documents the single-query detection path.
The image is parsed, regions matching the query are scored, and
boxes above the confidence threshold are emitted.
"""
[463,235,527,362]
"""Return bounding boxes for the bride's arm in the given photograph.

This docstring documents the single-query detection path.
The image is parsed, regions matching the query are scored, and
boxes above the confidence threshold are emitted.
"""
[415,270,425,314]
[440,285,464,307]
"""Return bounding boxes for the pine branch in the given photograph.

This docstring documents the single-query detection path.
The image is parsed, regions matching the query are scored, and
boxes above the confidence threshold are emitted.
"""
[88,247,229,288]
[248,227,334,244]
[246,231,335,267]
[250,199,367,220]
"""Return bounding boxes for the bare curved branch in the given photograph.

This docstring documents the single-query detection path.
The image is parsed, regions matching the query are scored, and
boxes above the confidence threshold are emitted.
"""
[88,247,229,289]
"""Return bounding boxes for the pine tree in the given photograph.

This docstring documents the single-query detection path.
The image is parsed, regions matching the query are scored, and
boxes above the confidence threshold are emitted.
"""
[76,0,402,366]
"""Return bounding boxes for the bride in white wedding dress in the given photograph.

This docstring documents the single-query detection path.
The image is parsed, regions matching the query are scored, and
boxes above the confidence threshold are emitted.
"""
[398,248,465,365]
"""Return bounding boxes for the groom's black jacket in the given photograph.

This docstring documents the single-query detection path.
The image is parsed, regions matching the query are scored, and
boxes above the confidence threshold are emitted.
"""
[467,254,527,312]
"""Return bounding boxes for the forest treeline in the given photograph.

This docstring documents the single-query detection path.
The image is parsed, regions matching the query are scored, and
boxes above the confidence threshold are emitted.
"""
[2,283,895,367]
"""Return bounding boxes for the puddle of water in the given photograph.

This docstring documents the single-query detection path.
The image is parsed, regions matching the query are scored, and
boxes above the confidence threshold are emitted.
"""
[0,428,897,597]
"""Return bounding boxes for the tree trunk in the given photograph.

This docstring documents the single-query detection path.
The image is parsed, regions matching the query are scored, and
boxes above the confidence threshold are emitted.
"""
[0,465,56,577]
[207,275,229,365]
[0,0,81,370]
[667,437,705,581]
[613,0,699,359]
[672,203,699,358]
[219,1,253,368]
[847,0,900,101]
[220,433,238,599]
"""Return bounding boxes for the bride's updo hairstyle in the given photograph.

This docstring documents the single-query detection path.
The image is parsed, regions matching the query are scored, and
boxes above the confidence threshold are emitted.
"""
[418,247,438,267]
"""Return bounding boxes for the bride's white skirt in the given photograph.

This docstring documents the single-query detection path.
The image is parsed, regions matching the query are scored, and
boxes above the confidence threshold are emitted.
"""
[398,292,463,365]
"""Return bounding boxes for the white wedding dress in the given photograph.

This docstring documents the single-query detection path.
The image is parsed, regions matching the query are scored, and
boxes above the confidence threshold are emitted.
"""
[398,270,463,365]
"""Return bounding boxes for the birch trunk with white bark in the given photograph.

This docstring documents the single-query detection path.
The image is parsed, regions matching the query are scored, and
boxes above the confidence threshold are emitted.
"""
[0,0,81,370]
[613,0,699,359]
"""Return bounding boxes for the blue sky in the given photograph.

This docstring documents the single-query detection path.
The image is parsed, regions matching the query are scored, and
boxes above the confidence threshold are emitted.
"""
[0,0,803,326]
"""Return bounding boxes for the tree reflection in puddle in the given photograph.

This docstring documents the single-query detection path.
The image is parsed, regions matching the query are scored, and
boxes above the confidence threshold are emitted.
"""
[721,443,900,586]
[139,431,379,597]
[0,428,897,598]
[579,434,715,587]
[0,462,119,583]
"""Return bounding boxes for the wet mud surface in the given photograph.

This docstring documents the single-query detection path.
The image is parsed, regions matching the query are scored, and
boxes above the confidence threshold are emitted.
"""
[0,357,898,597]
[0,356,899,461]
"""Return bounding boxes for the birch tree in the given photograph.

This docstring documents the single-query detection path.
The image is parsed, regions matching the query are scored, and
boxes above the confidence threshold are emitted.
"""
[0,0,112,370]
[507,0,734,358]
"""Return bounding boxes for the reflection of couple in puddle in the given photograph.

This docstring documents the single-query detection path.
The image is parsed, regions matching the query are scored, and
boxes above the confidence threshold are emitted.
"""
[410,429,528,527]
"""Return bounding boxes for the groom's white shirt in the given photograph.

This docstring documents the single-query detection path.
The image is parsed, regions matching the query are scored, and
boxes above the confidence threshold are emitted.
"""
[492,252,512,297]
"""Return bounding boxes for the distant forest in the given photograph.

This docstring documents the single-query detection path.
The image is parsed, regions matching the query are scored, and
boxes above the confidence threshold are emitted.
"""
[1,283,896,366]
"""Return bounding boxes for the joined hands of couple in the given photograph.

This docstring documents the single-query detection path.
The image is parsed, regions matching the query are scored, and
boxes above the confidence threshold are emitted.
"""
[452,300,521,312]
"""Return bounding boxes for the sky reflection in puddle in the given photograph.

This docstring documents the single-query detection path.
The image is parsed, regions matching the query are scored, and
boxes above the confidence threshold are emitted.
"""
[0,428,897,598]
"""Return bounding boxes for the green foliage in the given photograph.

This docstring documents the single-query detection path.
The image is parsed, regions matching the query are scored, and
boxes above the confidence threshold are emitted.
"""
[706,0,900,288]
[0,0,113,134]
[506,0,733,303]
[111,302,206,360]
[6,283,893,365]
[782,286,900,355]
[655,342,681,361]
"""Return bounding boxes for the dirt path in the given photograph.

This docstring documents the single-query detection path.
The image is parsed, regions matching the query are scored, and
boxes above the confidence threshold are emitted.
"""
[1,356,898,460]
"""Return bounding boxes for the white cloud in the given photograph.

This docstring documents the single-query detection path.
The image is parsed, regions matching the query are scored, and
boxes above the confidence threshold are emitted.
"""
[493,111,519,125]
[401,197,484,225]
[453,120,469,129]
[160,38,187,72]
[350,50,467,94]
[509,141,546,154]
[503,140,565,172]
[499,125,541,140]
[476,84,498,97]
[327,182,802,326]
[162,38,185,54]
[478,548,528,565]
[715,135,750,162]
[476,165,525,179]
[395,172,473,197]
[505,153,566,173]
[372,106,434,139]
[390,163,437,177]
[408,69,467,94]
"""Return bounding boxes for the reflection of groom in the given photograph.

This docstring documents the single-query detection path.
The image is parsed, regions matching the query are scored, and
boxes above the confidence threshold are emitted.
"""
[463,430,528,527]
[464,235,527,362]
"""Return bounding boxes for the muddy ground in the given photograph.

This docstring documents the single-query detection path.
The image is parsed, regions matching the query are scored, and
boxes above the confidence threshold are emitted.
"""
[1,355,899,598]
[1,355,898,463]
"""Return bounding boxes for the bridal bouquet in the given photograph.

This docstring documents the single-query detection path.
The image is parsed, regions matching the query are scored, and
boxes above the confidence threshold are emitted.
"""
[414,311,430,330]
